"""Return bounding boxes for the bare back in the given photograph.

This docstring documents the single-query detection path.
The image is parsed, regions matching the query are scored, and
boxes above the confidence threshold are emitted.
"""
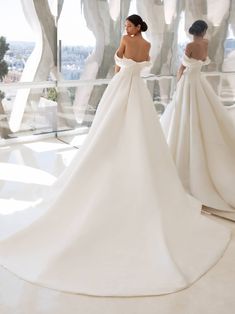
[185,38,208,61]
[116,34,150,62]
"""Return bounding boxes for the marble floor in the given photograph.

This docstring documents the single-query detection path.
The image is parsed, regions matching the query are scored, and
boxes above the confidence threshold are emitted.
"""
[0,137,235,314]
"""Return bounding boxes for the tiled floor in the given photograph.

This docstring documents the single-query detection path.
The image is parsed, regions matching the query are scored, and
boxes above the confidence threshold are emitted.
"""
[0,137,235,314]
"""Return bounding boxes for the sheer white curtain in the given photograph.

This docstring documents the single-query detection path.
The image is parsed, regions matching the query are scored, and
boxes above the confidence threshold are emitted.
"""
[9,0,57,132]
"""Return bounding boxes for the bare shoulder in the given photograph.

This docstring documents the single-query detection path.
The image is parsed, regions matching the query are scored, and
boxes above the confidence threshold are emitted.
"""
[122,35,130,42]
[142,39,151,55]
[143,38,151,47]
[186,42,193,49]
[185,42,193,56]
[118,35,129,46]
[186,42,194,49]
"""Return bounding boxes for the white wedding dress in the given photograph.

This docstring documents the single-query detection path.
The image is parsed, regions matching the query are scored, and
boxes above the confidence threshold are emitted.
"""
[160,55,235,219]
[0,54,230,296]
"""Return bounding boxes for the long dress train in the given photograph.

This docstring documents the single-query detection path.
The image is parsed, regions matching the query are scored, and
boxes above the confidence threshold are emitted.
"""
[160,55,235,220]
[0,54,230,296]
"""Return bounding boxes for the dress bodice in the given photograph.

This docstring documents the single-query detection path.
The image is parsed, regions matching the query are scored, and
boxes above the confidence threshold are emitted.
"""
[115,53,151,76]
[182,54,210,75]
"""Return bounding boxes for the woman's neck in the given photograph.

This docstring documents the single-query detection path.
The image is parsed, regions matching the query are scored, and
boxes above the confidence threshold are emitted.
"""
[193,34,204,41]
[131,32,142,38]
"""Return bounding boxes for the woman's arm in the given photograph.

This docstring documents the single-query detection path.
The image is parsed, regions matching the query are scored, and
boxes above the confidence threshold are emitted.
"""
[115,36,126,73]
[177,43,191,81]
[177,64,186,81]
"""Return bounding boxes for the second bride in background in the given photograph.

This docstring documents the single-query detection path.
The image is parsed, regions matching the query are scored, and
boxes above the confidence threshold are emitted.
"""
[160,20,235,220]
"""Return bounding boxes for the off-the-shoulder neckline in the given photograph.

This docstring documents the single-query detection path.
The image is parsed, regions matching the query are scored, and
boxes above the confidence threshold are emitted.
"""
[184,54,209,62]
[115,53,149,64]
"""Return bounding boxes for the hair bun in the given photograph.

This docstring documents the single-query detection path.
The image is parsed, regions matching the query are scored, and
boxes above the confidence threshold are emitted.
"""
[141,21,148,32]
[189,20,208,35]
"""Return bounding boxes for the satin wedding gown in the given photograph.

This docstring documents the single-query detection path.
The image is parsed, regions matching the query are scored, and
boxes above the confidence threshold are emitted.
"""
[0,54,230,296]
[160,55,235,219]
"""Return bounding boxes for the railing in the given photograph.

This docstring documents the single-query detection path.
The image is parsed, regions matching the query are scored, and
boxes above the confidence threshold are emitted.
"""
[0,71,235,146]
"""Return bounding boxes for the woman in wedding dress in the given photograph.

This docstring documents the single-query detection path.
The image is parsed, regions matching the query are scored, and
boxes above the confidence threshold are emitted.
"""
[0,15,230,296]
[160,20,235,220]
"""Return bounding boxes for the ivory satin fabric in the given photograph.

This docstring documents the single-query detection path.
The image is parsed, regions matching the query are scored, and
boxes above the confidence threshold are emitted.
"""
[161,55,235,216]
[0,54,230,296]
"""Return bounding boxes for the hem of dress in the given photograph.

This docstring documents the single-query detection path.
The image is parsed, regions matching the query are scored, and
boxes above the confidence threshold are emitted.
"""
[0,235,231,298]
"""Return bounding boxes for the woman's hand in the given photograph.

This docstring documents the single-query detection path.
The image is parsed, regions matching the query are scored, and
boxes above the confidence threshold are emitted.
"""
[177,64,186,82]
[115,65,121,73]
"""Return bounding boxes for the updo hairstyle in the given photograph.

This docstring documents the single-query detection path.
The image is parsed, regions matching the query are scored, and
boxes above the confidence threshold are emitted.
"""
[126,14,148,32]
[189,20,208,35]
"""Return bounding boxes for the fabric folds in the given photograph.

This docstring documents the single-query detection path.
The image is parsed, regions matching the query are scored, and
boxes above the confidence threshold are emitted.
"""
[0,54,230,296]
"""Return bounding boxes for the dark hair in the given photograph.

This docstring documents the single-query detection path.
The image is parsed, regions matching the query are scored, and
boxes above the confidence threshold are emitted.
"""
[126,14,148,32]
[189,20,208,36]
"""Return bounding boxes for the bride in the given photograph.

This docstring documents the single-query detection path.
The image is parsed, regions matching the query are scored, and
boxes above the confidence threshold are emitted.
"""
[160,20,235,220]
[0,15,230,296]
